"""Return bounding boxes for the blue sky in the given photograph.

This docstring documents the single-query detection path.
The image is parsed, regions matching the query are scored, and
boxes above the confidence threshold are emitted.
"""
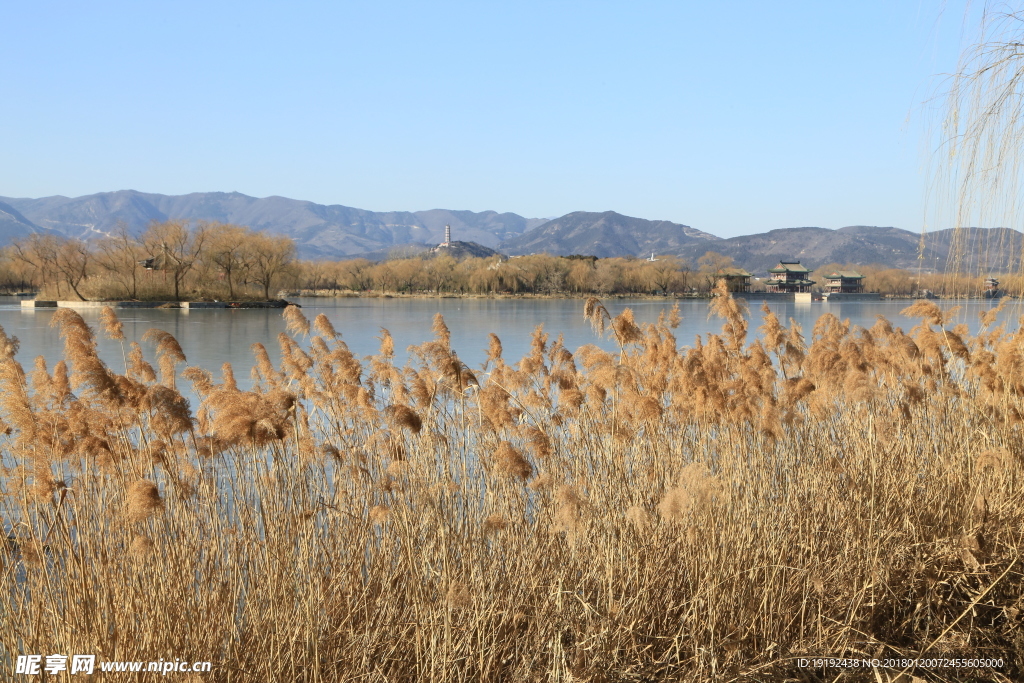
[1,1,979,237]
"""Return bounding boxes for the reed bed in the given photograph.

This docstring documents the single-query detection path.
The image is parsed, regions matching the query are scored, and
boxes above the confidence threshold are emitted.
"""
[1,283,1023,681]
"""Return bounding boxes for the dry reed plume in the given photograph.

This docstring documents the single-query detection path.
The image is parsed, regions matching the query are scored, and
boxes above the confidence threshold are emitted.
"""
[1,295,1023,681]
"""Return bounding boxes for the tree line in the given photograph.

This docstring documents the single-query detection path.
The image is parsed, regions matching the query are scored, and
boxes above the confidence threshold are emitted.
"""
[295,252,698,296]
[1,222,296,301]
[295,252,1018,298]
[0,222,1011,300]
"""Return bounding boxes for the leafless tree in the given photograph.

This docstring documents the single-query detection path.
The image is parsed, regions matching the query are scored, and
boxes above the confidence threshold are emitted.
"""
[205,223,251,299]
[54,238,92,300]
[142,220,209,300]
[9,234,63,297]
[95,222,145,299]
[247,232,296,299]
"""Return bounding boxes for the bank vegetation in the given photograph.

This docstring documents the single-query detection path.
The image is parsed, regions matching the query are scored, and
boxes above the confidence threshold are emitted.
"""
[1,222,296,302]
[0,223,1016,300]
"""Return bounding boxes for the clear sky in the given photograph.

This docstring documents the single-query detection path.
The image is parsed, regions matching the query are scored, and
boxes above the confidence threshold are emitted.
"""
[0,1,980,237]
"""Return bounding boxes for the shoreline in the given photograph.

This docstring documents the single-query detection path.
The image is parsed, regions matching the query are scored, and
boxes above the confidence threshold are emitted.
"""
[280,289,1003,301]
[281,289,705,301]
[14,292,1009,307]
[20,299,292,309]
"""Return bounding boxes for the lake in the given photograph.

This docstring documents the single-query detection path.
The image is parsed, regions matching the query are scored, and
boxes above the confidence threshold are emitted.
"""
[0,296,1014,391]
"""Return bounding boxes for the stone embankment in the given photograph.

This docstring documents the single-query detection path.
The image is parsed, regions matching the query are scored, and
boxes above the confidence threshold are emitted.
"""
[21,300,292,309]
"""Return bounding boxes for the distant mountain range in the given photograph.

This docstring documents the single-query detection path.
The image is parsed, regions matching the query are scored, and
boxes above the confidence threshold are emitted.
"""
[0,190,1019,274]
[0,191,546,259]
[671,225,1023,275]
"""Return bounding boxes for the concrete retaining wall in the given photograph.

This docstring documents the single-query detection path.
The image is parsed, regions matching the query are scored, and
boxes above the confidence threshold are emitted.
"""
[21,300,290,309]
[822,292,883,302]
[54,301,174,308]
[733,292,814,303]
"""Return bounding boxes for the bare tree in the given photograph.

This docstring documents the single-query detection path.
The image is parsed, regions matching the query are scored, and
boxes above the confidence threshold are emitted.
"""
[205,223,250,299]
[335,259,374,291]
[247,232,296,299]
[370,261,397,295]
[9,234,62,296]
[142,221,209,301]
[697,251,734,292]
[300,260,331,291]
[54,238,91,300]
[0,248,39,292]
[391,258,424,292]
[424,254,457,292]
[566,260,596,293]
[648,256,684,294]
[95,222,144,299]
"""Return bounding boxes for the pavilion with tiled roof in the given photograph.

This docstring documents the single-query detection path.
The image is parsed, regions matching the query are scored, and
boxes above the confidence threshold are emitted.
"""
[823,270,865,294]
[715,267,752,293]
[765,261,814,293]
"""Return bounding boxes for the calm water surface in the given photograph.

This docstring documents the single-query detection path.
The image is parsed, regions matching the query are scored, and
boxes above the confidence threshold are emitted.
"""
[0,297,1015,391]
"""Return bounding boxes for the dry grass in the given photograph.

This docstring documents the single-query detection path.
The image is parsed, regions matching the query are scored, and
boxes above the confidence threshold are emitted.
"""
[2,293,1024,681]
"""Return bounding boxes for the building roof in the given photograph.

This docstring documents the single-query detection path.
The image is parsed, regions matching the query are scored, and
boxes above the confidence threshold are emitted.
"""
[825,270,864,280]
[767,261,811,274]
[716,267,752,277]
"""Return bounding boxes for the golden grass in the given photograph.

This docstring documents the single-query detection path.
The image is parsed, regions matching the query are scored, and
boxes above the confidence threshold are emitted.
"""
[1,289,1024,681]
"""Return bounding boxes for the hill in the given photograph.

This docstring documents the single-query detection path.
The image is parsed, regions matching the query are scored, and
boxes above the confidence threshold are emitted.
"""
[0,201,53,242]
[0,191,547,259]
[498,211,720,258]
[3,191,1021,274]
[674,225,1024,276]
[673,225,920,275]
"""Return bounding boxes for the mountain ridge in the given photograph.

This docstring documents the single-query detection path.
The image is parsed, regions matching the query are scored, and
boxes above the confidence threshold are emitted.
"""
[0,191,547,259]
[498,210,720,258]
[1,191,1019,273]
[0,200,57,242]
[672,225,1023,276]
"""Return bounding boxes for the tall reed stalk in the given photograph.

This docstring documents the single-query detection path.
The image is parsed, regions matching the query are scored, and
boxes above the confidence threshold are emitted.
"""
[1,292,1022,681]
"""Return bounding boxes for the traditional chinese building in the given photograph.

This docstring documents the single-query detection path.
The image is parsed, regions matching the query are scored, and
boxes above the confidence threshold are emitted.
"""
[765,261,814,293]
[985,277,1000,298]
[823,270,865,294]
[715,267,752,293]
